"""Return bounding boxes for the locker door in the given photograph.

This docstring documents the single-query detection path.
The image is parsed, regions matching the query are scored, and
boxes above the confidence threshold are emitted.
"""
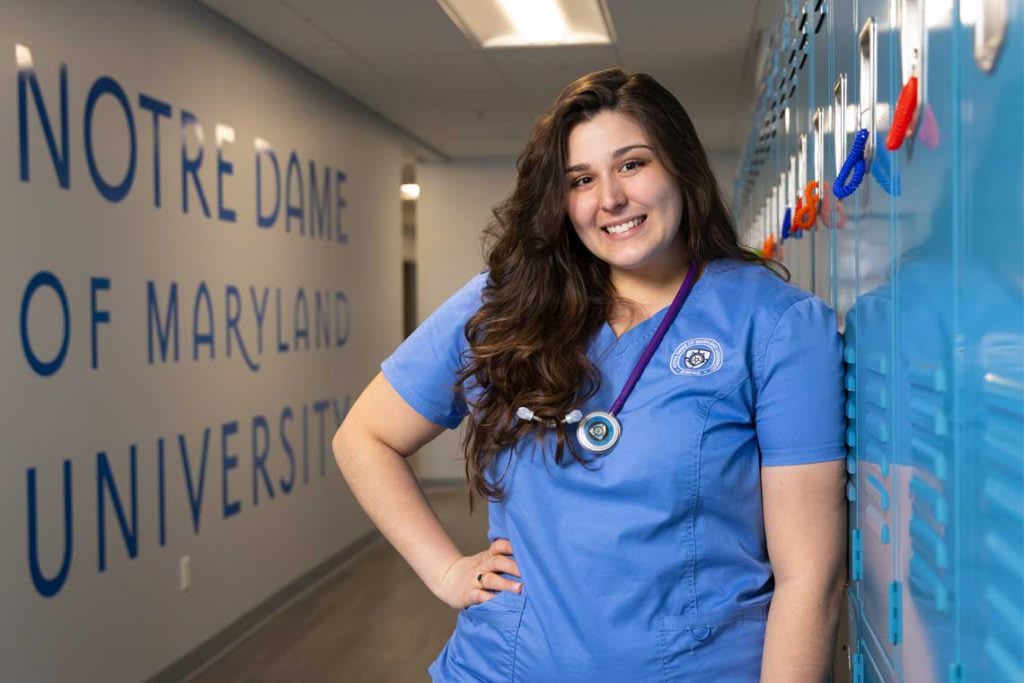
[890,2,960,682]
[847,0,902,680]
[831,0,858,323]
[763,24,786,267]
[957,2,1024,681]
[808,0,833,300]
[782,2,816,289]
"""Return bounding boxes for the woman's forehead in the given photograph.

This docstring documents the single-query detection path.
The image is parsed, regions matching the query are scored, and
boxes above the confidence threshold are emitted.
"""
[566,111,651,165]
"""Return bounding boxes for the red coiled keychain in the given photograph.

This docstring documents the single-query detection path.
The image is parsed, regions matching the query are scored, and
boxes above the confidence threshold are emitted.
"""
[885,76,918,151]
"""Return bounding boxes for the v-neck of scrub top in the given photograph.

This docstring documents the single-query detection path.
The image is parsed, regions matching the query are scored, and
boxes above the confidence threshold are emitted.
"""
[597,261,716,358]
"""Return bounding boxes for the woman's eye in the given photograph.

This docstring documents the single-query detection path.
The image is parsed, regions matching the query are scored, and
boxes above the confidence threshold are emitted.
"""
[621,160,646,172]
[571,176,593,187]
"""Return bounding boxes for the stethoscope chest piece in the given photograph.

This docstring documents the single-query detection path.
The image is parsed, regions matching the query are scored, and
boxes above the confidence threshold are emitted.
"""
[577,411,621,452]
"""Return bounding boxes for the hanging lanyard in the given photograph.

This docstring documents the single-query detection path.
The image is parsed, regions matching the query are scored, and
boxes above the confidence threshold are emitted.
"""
[577,260,700,452]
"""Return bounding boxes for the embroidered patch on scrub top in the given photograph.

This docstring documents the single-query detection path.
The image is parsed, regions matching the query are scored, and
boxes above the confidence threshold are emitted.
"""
[670,338,723,376]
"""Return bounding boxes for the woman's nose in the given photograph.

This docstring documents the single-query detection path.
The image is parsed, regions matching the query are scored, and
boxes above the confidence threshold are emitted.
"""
[600,176,627,212]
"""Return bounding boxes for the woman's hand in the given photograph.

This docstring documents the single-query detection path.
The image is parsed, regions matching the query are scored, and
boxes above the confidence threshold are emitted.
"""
[435,538,523,610]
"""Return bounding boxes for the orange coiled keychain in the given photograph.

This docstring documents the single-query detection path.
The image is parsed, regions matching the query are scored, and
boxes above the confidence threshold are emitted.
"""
[793,181,820,230]
[885,75,918,151]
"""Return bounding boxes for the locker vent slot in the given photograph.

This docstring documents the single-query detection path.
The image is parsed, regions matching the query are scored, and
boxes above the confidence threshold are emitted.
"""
[910,516,947,569]
[910,477,947,525]
[908,362,946,393]
[909,396,948,436]
[864,352,889,375]
[909,554,948,612]
[983,634,1023,682]
[864,413,890,444]
[866,475,891,511]
[863,444,888,477]
[983,531,1022,583]
[910,437,947,480]
[864,382,888,409]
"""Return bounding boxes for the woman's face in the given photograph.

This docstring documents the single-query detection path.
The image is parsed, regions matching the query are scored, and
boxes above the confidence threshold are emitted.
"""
[564,109,684,280]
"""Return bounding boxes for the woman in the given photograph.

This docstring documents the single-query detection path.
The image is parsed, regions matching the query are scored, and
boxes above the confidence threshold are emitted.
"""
[333,68,847,682]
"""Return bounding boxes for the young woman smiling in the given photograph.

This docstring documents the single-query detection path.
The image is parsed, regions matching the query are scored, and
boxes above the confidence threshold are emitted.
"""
[333,68,847,682]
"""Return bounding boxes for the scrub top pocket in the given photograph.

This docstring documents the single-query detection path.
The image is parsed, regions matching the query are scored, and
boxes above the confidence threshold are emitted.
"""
[439,590,527,683]
[654,601,770,682]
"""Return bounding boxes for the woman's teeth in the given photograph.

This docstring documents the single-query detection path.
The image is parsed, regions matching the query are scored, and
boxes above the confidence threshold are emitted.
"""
[603,216,646,234]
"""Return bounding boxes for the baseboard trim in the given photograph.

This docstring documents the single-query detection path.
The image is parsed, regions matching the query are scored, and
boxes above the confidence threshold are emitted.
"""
[148,529,381,683]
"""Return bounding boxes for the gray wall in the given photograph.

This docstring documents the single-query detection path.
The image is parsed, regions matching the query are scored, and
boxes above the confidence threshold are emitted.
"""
[413,158,516,480]
[708,152,740,207]
[1,1,408,680]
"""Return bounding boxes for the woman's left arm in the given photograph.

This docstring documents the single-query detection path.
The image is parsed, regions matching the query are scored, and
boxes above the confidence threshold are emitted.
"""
[760,459,848,683]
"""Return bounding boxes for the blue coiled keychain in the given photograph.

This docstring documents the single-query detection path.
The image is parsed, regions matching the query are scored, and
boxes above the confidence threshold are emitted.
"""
[833,128,870,199]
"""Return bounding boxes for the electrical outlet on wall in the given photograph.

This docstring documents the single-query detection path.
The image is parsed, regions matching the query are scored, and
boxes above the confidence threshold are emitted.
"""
[179,556,191,591]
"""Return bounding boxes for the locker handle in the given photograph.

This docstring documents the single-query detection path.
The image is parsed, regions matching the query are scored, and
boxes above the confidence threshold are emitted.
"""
[811,108,826,226]
[857,18,878,166]
[832,74,848,176]
[784,154,798,238]
[886,76,919,151]
[899,0,924,135]
[798,133,808,190]
[974,0,1009,73]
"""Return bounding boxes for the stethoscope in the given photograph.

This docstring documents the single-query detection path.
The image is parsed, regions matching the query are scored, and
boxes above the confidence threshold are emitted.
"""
[516,261,700,453]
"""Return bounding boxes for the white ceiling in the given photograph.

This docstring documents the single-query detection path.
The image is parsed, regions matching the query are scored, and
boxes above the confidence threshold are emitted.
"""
[199,0,782,160]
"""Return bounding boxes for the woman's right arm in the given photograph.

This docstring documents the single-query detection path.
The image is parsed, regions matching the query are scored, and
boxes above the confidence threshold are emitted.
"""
[331,372,523,609]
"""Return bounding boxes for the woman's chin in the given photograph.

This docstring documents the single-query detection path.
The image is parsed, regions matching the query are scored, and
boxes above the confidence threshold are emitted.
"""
[604,251,663,274]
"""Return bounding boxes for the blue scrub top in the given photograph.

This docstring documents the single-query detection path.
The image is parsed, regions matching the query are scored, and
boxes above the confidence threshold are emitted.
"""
[381,259,846,682]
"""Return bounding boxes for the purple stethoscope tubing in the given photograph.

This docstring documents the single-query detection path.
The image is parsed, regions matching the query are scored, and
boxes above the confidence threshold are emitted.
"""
[608,260,700,417]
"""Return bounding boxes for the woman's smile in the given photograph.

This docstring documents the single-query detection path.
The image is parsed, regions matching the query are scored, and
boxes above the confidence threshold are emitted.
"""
[601,214,647,238]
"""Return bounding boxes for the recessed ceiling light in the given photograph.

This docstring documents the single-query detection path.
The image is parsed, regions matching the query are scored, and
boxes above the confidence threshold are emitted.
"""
[438,0,613,48]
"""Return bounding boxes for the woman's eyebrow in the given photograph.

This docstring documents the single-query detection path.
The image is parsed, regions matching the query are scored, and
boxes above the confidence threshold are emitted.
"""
[565,144,655,174]
[612,143,654,157]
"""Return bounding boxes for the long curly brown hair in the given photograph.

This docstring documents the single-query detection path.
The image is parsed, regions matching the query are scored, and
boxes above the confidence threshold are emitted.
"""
[454,68,785,508]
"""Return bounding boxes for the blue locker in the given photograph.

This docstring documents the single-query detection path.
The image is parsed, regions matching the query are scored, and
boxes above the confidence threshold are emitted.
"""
[957,2,1024,680]
[852,3,899,680]
[892,6,959,682]
[732,1,1023,680]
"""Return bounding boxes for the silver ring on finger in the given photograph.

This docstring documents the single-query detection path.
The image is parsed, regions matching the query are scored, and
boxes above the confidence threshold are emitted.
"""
[476,572,485,586]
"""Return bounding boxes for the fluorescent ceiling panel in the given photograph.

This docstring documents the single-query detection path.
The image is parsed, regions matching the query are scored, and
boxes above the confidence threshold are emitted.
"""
[439,0,613,47]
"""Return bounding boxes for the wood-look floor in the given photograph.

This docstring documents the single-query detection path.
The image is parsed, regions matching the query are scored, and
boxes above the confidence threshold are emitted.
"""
[187,486,850,682]
[187,487,485,683]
